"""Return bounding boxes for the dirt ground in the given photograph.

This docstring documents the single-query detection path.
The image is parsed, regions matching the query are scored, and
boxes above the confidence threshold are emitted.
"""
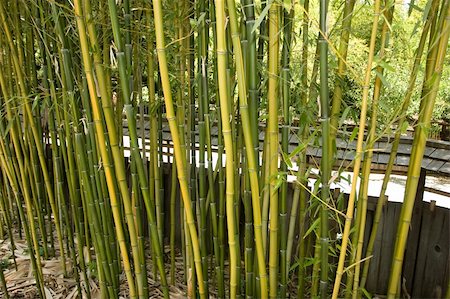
[0,232,187,298]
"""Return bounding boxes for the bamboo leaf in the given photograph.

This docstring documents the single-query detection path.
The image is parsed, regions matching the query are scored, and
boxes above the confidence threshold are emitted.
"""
[400,120,409,134]
[360,287,372,299]
[197,12,206,25]
[421,0,432,22]
[281,0,292,11]
[290,130,317,159]
[281,150,293,169]
[410,19,422,37]
[274,173,287,191]
[375,70,390,88]
[2,118,14,138]
[349,127,358,142]
[304,217,320,238]
[373,57,394,72]
[339,107,351,128]
[252,0,272,33]
[32,96,39,111]
[289,143,305,159]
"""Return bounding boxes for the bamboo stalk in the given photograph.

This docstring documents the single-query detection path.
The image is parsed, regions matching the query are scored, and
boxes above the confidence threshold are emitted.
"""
[152,1,206,297]
[330,0,357,149]
[331,0,383,297]
[319,0,331,297]
[72,1,138,296]
[387,2,450,297]
[214,0,239,296]
[0,0,67,276]
[225,0,268,297]
[291,2,310,296]
[280,6,294,298]
[360,0,438,289]
[352,3,394,296]
[0,41,45,299]
[267,2,280,297]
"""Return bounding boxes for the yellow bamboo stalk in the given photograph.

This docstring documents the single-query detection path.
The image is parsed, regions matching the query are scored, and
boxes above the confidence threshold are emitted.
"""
[152,1,206,298]
[72,1,137,297]
[267,2,280,297]
[387,3,450,297]
[331,0,382,297]
[213,0,239,296]
[225,0,268,296]
[0,1,67,276]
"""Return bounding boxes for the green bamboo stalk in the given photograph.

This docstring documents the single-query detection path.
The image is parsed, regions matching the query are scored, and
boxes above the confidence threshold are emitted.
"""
[170,160,177,285]
[293,2,310,296]
[311,231,322,298]
[225,0,268,297]
[197,0,209,293]
[280,6,294,297]
[72,1,138,296]
[100,0,150,291]
[214,0,239,296]
[330,0,357,150]
[0,1,67,276]
[210,4,226,296]
[243,0,260,176]
[359,0,438,288]
[145,7,163,283]
[240,17,255,298]
[0,246,8,299]
[331,0,383,297]
[0,72,45,298]
[75,132,116,298]
[387,3,450,297]
[85,0,171,296]
[352,3,394,296]
[318,4,331,294]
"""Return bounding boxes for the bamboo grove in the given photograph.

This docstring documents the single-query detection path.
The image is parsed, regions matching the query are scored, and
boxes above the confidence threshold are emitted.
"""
[0,0,448,298]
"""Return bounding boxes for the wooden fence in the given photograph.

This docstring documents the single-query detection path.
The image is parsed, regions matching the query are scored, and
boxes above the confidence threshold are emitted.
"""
[148,161,449,298]
[363,170,449,297]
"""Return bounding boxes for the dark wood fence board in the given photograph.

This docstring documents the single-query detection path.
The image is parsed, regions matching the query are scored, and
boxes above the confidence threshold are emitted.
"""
[377,203,401,293]
[412,203,433,297]
[412,205,449,298]
[367,204,385,292]
[403,169,426,293]
[363,210,373,258]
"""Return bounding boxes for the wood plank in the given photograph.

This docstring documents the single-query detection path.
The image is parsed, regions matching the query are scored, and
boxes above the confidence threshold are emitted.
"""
[377,203,401,293]
[426,160,445,172]
[366,203,386,293]
[396,155,410,166]
[411,201,433,297]
[412,204,449,298]
[439,162,450,174]
[429,148,450,161]
[402,168,426,293]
